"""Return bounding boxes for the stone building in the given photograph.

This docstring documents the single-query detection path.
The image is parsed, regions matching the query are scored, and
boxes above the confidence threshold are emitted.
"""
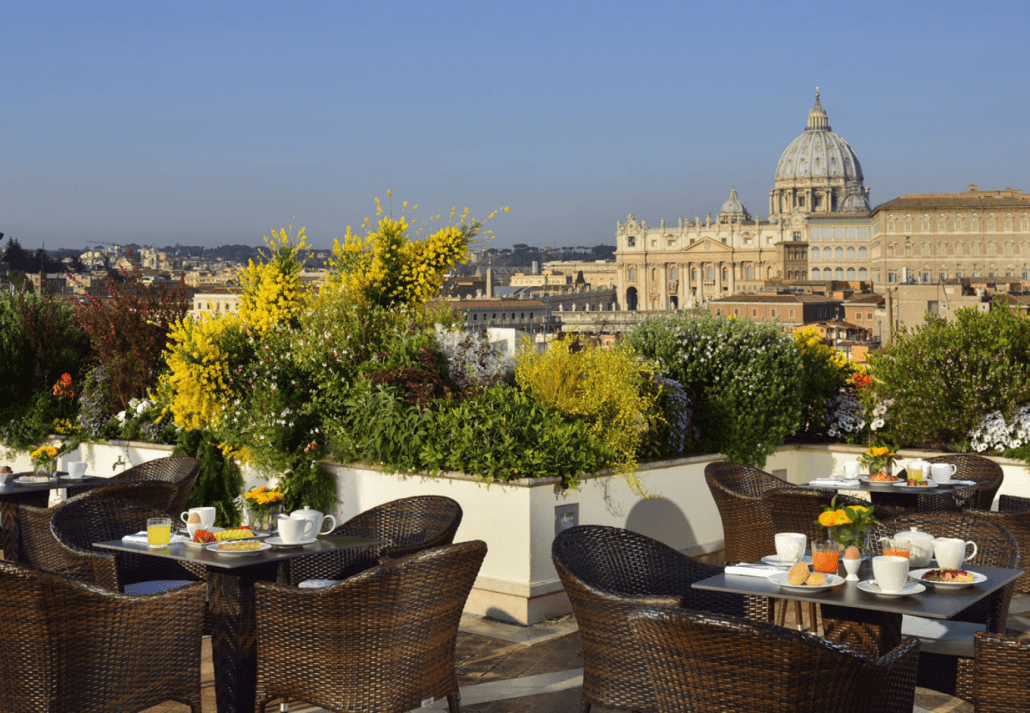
[869,186,1030,285]
[615,92,871,310]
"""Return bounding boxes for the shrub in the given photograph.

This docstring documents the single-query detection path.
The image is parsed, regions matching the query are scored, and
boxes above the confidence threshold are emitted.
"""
[626,313,803,467]
[793,326,854,437]
[74,261,189,412]
[867,302,1030,448]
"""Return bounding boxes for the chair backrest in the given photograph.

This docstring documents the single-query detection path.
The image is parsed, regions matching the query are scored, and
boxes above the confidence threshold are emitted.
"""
[16,480,178,571]
[927,453,1003,510]
[254,541,486,713]
[704,461,787,564]
[764,487,906,545]
[115,456,201,513]
[336,495,463,559]
[974,631,1030,713]
[552,525,749,713]
[50,496,199,592]
[0,560,205,713]
[973,495,1030,595]
[628,605,920,713]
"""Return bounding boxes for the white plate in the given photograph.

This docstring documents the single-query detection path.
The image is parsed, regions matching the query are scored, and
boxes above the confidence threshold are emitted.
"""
[206,542,271,555]
[859,475,899,485]
[761,554,814,569]
[948,480,976,486]
[910,568,987,589]
[265,536,318,548]
[769,571,844,591]
[892,481,939,489]
[857,579,926,598]
[14,475,51,484]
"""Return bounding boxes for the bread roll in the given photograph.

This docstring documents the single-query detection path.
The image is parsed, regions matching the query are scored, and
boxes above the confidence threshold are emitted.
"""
[805,571,827,586]
[787,562,810,585]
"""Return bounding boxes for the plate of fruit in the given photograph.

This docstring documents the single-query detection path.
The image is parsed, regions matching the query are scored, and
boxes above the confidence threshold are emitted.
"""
[893,479,938,489]
[186,526,266,548]
[910,568,987,589]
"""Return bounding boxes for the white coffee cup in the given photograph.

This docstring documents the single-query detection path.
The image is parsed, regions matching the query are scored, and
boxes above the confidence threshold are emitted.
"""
[180,506,216,530]
[934,537,977,570]
[277,515,314,544]
[774,532,807,564]
[872,555,910,593]
[842,461,862,479]
[930,463,957,483]
[66,461,88,479]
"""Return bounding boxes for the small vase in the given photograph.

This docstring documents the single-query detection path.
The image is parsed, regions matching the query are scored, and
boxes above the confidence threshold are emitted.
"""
[33,459,57,479]
[248,506,280,533]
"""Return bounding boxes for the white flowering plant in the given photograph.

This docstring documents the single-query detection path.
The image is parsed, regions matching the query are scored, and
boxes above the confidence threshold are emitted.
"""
[969,407,1030,458]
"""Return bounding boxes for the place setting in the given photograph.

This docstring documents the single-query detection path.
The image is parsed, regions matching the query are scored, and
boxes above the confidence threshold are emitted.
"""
[857,548,926,598]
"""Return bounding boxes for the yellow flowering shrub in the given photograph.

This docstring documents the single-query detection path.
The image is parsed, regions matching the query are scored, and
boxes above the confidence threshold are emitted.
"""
[794,326,857,435]
[237,227,311,334]
[326,195,508,310]
[515,337,658,490]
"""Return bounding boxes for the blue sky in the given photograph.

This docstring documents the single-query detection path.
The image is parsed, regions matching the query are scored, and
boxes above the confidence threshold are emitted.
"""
[4,1,1030,251]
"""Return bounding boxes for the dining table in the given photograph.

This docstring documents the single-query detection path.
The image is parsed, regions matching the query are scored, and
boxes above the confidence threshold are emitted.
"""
[692,559,1023,659]
[0,472,111,562]
[803,476,979,512]
[96,531,385,713]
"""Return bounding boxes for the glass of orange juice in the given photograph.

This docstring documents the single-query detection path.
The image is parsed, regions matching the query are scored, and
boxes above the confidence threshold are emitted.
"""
[147,517,172,548]
[812,541,840,574]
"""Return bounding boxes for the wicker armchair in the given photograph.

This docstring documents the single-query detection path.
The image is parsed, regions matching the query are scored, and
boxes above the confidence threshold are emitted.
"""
[552,525,758,713]
[704,461,787,565]
[628,606,921,713]
[870,511,1020,700]
[253,540,486,713]
[973,631,1030,713]
[281,495,462,585]
[981,494,1030,594]
[765,486,907,544]
[0,560,206,713]
[114,455,201,514]
[49,495,204,593]
[922,454,1004,511]
[15,480,178,572]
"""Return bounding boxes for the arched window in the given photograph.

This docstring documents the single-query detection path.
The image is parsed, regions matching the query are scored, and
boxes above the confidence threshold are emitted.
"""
[847,267,856,280]
[938,215,947,231]
[858,267,868,280]
[1022,216,1029,232]
[846,247,856,260]
[887,217,896,232]
[811,247,820,260]
[747,265,754,279]
[972,214,979,230]
[834,247,844,260]
[811,267,821,280]
[722,267,728,281]
[922,215,930,231]
[835,268,844,280]
[669,267,677,280]
[823,268,832,280]
[905,217,913,232]
[692,268,698,280]
[989,215,997,231]
[628,268,636,281]
[651,267,657,281]
[823,247,832,260]
[955,215,964,231]
[1005,215,1013,231]
[858,247,868,259]
[707,267,713,280]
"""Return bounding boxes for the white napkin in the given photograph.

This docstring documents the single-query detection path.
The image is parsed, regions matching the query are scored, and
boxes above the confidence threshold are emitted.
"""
[809,478,860,487]
[121,531,190,545]
[725,564,780,578]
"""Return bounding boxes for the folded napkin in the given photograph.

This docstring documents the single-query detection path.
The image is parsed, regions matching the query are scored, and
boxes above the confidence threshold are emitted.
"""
[725,564,780,578]
[809,478,860,487]
[122,531,190,545]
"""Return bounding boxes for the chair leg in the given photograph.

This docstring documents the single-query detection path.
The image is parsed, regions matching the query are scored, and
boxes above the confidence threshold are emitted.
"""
[580,701,592,713]
[793,600,805,630]
[774,599,787,627]
[447,693,461,713]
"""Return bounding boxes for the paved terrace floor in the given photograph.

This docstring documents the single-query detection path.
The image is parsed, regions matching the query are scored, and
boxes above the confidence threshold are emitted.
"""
[142,595,1030,713]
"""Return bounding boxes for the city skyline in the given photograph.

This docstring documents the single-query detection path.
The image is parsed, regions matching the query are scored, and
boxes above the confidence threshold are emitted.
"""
[4,1,1030,252]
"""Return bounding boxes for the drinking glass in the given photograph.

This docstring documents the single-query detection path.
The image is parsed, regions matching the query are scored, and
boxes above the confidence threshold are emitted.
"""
[147,517,172,548]
[812,541,840,574]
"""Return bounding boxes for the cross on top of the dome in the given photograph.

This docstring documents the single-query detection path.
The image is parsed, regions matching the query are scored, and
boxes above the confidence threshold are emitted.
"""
[806,89,831,132]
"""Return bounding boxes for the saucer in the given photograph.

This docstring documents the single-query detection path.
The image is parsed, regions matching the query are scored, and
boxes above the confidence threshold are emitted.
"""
[266,536,317,548]
[857,579,925,598]
[761,554,813,569]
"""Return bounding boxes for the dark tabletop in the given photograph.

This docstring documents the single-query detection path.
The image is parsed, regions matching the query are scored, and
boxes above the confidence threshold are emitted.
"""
[95,532,384,570]
[0,473,110,496]
[693,563,1023,620]
[802,478,977,495]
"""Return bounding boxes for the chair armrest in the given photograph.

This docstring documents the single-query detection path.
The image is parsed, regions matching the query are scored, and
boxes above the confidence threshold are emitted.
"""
[870,636,921,713]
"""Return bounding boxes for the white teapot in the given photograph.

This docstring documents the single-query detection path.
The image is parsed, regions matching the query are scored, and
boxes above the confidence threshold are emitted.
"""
[290,505,337,536]
[892,526,935,568]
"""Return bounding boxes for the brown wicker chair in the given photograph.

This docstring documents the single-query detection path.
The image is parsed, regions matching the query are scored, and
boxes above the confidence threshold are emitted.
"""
[114,455,201,514]
[973,631,1030,713]
[552,525,762,713]
[870,511,1021,701]
[704,461,787,565]
[281,495,462,585]
[628,605,921,713]
[15,480,178,572]
[921,453,1004,511]
[0,560,206,713]
[980,494,1030,594]
[253,540,486,713]
[49,495,204,593]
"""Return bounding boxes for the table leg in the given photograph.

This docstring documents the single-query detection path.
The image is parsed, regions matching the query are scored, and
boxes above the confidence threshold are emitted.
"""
[820,604,902,658]
[209,562,279,713]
